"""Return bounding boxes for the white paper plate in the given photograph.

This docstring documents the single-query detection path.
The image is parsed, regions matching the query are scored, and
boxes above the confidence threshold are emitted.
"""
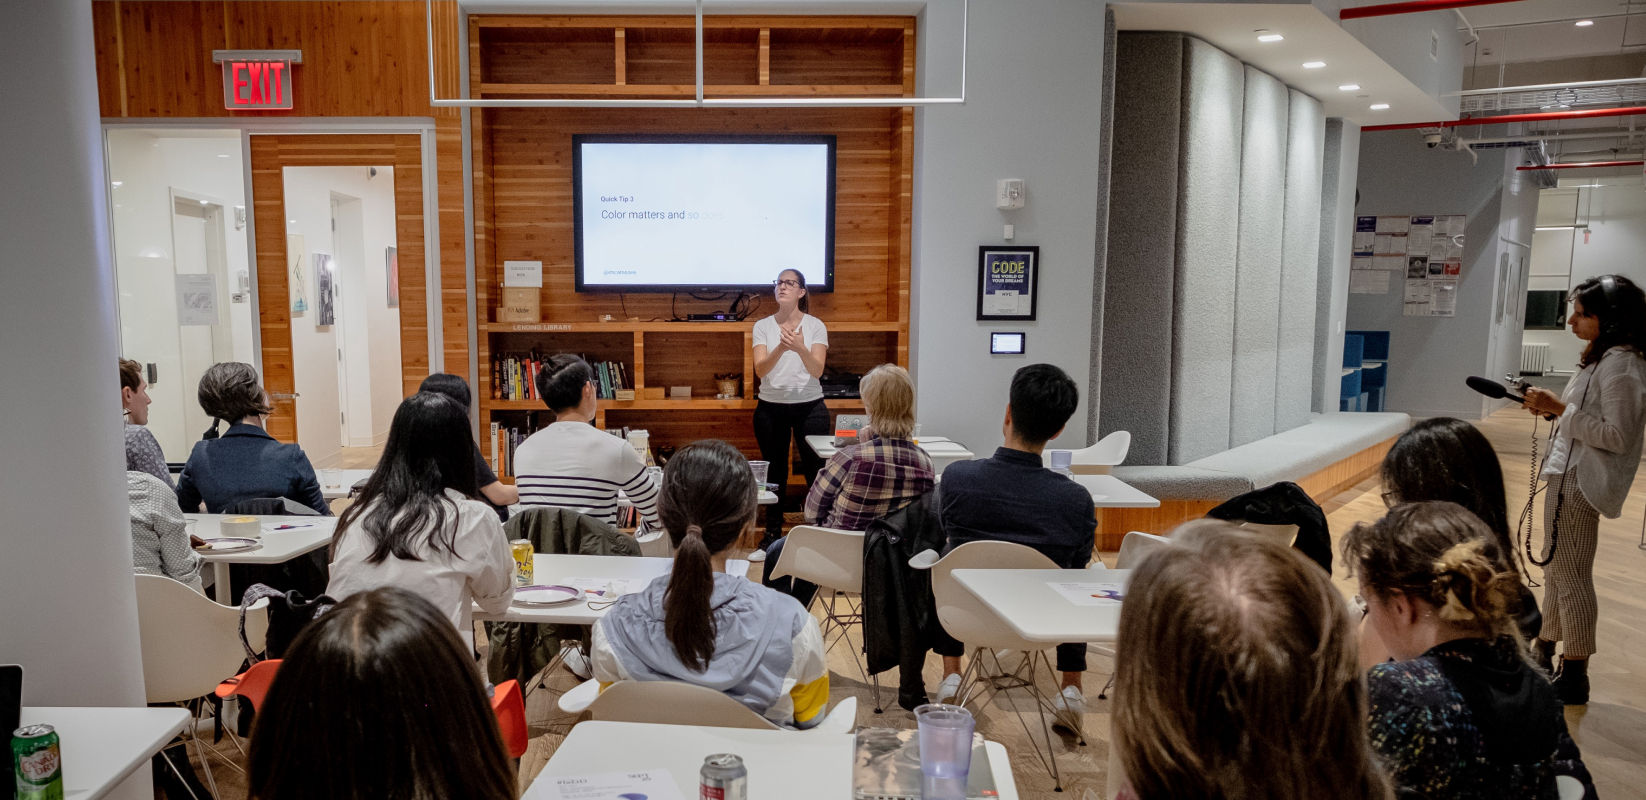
[194,537,262,554]
[513,585,581,606]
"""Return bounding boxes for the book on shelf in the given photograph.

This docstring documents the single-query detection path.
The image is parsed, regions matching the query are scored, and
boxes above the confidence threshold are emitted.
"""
[490,352,632,402]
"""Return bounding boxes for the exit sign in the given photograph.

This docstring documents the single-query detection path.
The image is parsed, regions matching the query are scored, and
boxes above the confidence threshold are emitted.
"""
[211,49,302,111]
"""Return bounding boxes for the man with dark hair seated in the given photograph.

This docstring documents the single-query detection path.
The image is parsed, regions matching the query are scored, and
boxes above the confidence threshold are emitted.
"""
[934,363,1095,728]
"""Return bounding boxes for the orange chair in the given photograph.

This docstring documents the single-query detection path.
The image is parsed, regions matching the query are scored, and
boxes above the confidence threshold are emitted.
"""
[491,679,528,759]
[215,659,283,711]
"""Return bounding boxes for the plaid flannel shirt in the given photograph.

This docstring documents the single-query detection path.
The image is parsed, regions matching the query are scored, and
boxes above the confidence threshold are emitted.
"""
[804,435,936,531]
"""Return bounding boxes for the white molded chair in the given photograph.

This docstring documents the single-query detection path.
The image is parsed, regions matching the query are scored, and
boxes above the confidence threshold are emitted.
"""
[1556,775,1584,800]
[135,574,269,798]
[1043,430,1131,475]
[580,679,858,734]
[913,541,1070,790]
[766,524,883,712]
[1090,531,1175,701]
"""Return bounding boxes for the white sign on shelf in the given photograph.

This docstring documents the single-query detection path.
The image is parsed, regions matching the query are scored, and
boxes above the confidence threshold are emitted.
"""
[505,260,544,288]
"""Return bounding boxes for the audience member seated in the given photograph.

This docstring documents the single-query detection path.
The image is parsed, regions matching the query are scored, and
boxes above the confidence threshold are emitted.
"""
[512,354,659,529]
[935,363,1094,727]
[1345,502,1594,799]
[1113,521,1393,800]
[120,358,172,488]
[128,470,202,591]
[247,586,516,800]
[763,363,935,606]
[590,440,830,729]
[327,392,514,637]
[419,373,518,521]
[176,362,328,515]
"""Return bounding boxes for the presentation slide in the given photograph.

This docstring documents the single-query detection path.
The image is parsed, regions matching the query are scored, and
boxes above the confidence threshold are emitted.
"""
[577,140,832,289]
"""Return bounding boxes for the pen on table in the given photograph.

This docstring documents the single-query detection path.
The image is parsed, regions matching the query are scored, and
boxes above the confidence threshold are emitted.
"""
[271,523,317,531]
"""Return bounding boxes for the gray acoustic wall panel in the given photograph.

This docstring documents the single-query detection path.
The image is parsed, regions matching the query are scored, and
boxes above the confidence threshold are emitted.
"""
[1100,32,1184,466]
[1228,66,1288,449]
[1277,89,1326,432]
[1169,37,1244,464]
[1087,8,1118,446]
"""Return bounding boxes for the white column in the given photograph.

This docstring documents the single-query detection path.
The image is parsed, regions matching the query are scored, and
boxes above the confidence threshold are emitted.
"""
[0,0,148,717]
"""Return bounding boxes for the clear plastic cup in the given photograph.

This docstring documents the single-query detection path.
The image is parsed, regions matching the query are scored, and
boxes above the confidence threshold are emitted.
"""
[1048,449,1073,474]
[748,460,769,488]
[914,703,975,800]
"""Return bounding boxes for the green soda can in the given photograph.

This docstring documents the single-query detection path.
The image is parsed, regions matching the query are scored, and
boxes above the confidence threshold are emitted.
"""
[12,724,64,800]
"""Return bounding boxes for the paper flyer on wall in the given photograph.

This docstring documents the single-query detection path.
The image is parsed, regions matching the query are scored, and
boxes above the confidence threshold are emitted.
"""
[1407,216,1434,257]
[1406,257,1428,279]
[1403,280,1432,316]
[1350,270,1391,294]
[1430,278,1458,316]
[1353,216,1376,256]
[175,274,219,326]
[1375,216,1411,234]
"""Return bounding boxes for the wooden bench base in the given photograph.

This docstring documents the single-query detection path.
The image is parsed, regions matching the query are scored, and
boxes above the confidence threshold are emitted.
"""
[1094,435,1396,552]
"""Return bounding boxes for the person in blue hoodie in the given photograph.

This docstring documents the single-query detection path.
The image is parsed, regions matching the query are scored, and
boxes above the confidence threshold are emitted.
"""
[590,439,830,729]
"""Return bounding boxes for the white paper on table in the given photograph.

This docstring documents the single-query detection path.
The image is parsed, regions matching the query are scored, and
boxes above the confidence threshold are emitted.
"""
[176,274,220,326]
[987,289,1020,315]
[1350,270,1391,294]
[1049,581,1126,607]
[564,577,643,598]
[533,769,686,800]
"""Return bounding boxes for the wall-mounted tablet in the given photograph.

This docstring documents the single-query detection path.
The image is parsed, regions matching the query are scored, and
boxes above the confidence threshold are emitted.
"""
[990,332,1025,355]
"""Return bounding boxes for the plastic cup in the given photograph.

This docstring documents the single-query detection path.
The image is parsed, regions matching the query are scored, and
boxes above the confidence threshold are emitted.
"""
[748,460,770,488]
[914,703,974,800]
[1048,449,1073,472]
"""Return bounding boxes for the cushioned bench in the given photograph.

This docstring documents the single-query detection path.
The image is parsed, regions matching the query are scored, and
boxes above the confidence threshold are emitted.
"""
[1097,411,1410,549]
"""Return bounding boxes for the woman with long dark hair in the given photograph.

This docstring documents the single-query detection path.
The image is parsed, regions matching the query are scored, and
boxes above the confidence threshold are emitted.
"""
[418,372,519,519]
[176,362,327,514]
[590,439,830,728]
[326,392,513,636]
[1520,274,1646,705]
[748,268,830,562]
[1345,502,1593,799]
[248,587,516,800]
[1380,417,1539,641]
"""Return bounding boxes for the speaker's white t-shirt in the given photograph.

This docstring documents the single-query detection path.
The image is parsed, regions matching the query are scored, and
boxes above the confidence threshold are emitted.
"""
[753,313,829,404]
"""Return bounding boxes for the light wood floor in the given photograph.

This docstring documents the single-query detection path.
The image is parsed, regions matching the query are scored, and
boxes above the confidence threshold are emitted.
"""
[184,407,1646,800]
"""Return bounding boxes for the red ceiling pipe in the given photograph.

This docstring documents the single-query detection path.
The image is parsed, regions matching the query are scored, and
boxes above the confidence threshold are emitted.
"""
[1516,160,1644,171]
[1341,0,1525,20]
[1363,105,1646,132]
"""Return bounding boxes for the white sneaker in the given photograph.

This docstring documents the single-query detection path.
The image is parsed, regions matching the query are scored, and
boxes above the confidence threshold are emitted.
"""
[561,643,592,680]
[1051,686,1085,732]
[747,547,768,563]
[935,673,962,704]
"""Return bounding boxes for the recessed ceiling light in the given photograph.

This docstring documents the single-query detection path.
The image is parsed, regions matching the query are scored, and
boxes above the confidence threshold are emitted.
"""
[1302,61,1327,69]
[1258,33,1285,43]
[110,181,123,187]
[289,219,298,225]
[1339,83,1361,92]
[1575,19,1594,27]
[1370,103,1391,110]
[200,199,209,205]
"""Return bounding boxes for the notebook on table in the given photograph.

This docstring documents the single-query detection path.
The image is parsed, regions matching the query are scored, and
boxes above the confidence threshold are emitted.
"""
[852,727,999,800]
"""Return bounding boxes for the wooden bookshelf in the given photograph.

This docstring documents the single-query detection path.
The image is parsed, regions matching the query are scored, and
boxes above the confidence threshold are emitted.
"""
[470,13,915,467]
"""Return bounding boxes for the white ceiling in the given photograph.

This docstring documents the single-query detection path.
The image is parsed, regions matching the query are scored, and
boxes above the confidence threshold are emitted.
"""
[1111,3,1451,127]
[1458,0,1646,65]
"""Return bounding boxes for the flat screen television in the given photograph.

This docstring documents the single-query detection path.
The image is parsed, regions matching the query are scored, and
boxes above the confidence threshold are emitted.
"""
[1525,289,1566,330]
[572,133,836,293]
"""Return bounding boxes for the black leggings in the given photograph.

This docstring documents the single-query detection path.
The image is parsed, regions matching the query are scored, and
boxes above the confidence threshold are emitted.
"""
[752,397,830,544]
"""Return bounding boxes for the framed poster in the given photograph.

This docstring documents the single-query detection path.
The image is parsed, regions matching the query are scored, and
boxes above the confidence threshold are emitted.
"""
[977,245,1038,321]
[314,252,335,327]
[385,246,400,307]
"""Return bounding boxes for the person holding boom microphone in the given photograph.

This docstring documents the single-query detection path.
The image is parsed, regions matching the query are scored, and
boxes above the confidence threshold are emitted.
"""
[748,268,830,562]
[1518,274,1646,705]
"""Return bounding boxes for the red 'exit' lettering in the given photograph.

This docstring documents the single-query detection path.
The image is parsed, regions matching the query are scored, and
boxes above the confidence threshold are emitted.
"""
[228,60,290,108]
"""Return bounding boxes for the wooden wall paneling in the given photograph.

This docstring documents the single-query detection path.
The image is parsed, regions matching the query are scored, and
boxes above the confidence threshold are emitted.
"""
[602,410,760,459]
[641,332,746,397]
[437,117,469,380]
[615,29,628,85]
[758,29,771,86]
[632,331,646,388]
[113,0,227,118]
[480,26,618,85]
[91,0,128,117]
[393,136,431,397]
[625,28,760,86]
[249,136,297,441]
[768,27,904,86]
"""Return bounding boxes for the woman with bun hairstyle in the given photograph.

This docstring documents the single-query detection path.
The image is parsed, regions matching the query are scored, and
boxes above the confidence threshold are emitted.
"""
[1520,274,1646,705]
[176,362,328,515]
[1345,502,1593,799]
[748,268,830,561]
[1379,417,1539,641]
[590,439,830,729]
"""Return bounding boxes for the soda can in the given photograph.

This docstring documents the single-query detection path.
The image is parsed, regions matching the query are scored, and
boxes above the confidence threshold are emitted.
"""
[510,539,534,587]
[699,753,747,800]
[13,723,65,800]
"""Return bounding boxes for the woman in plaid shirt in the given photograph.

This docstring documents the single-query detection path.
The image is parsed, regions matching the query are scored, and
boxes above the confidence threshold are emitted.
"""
[762,364,935,605]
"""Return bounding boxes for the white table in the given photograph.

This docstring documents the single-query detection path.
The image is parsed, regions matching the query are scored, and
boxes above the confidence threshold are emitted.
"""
[318,468,373,499]
[188,513,336,604]
[951,567,1133,644]
[523,720,1019,800]
[805,434,976,471]
[473,553,674,625]
[1073,474,1160,508]
[20,706,190,800]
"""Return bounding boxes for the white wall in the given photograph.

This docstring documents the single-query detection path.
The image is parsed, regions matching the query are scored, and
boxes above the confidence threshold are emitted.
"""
[282,166,401,464]
[910,0,1104,454]
[1523,183,1646,374]
[107,129,253,459]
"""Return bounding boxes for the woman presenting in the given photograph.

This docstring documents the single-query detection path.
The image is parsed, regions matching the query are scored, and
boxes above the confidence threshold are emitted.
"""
[749,268,829,562]
[1521,274,1646,706]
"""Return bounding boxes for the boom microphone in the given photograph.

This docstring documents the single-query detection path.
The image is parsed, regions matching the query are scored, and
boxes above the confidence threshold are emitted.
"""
[1466,376,1555,420]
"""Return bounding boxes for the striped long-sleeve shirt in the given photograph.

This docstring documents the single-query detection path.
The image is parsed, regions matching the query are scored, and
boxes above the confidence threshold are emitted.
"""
[511,421,659,527]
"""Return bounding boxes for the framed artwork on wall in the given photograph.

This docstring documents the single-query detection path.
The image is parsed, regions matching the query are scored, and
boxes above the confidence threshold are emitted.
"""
[386,246,400,308]
[314,252,335,327]
[977,245,1039,321]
